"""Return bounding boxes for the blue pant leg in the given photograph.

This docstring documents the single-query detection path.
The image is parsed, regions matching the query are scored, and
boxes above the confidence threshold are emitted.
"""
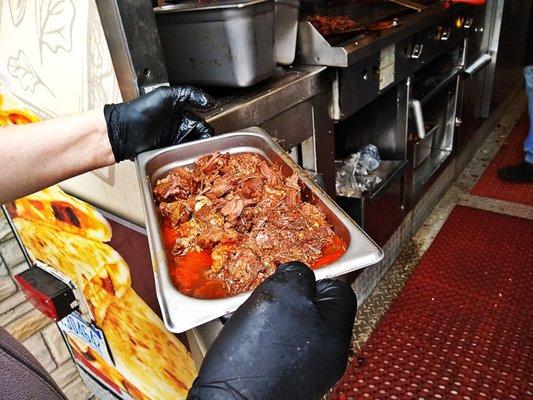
[523,66,533,163]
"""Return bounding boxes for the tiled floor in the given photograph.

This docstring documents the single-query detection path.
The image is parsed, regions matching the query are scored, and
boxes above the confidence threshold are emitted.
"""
[345,91,531,365]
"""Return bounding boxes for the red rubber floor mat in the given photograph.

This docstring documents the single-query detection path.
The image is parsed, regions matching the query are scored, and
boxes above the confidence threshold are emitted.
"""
[470,113,533,206]
[330,206,533,400]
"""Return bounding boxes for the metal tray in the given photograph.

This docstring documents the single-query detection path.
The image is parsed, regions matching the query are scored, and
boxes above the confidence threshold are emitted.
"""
[411,124,439,168]
[136,127,383,333]
[154,0,276,87]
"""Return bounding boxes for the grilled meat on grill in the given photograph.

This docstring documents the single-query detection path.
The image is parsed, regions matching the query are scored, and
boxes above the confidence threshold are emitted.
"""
[307,15,358,36]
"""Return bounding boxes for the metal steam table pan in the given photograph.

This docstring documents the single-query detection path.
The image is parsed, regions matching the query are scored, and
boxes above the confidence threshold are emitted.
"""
[154,0,276,87]
[136,127,383,333]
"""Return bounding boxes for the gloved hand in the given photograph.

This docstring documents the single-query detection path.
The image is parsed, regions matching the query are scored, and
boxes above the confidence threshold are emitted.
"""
[187,262,357,400]
[104,86,214,162]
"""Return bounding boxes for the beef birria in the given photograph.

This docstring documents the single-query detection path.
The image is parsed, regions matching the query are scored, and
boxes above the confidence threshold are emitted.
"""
[154,152,344,297]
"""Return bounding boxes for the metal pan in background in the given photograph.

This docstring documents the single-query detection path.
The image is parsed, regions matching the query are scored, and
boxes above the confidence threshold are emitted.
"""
[154,0,276,87]
[275,0,300,65]
[136,127,383,333]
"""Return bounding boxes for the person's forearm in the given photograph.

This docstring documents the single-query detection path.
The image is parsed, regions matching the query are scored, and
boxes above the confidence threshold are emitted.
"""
[0,109,114,204]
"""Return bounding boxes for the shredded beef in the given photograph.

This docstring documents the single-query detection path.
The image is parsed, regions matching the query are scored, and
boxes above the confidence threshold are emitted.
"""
[153,152,335,295]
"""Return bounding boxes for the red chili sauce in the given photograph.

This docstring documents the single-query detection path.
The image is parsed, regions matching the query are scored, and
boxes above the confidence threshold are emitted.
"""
[161,218,346,299]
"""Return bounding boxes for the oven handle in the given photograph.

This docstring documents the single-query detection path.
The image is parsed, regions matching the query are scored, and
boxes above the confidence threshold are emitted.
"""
[464,54,492,77]
[410,99,426,139]
[416,66,463,107]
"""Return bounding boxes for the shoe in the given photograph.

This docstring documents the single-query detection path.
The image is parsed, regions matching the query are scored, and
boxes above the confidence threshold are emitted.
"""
[497,161,533,183]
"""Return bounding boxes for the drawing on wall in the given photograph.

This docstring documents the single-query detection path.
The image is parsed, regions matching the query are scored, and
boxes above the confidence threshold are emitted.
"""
[7,50,54,96]
[8,0,27,27]
[87,4,121,109]
[36,0,75,62]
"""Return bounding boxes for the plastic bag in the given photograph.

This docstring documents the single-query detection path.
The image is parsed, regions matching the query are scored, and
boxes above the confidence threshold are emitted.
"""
[335,144,382,197]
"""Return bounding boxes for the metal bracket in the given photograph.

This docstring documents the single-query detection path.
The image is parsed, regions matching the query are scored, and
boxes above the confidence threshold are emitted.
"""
[95,0,169,100]
[411,43,424,59]
[440,27,451,41]
[464,17,474,29]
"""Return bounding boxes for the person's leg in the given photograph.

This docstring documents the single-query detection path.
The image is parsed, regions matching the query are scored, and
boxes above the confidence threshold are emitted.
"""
[0,326,67,400]
[497,66,533,182]
[524,65,533,163]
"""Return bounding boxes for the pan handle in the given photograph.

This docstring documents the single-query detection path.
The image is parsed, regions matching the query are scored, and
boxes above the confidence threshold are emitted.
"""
[464,54,492,77]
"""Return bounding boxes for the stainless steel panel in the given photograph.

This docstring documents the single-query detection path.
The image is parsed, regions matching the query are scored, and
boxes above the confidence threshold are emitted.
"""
[389,0,427,12]
[336,53,381,119]
[136,128,382,332]
[463,1,488,64]
[335,85,404,160]
[336,160,407,246]
[260,99,315,150]
[96,0,169,99]
[275,0,300,65]
[477,0,504,117]
[486,0,531,112]
[157,0,271,11]
[409,76,459,199]
[155,1,276,87]
[457,54,492,152]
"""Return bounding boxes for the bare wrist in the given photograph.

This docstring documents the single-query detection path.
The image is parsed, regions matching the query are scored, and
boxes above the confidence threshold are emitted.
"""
[88,108,115,167]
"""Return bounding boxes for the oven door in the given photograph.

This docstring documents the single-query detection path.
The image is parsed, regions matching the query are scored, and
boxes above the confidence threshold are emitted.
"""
[457,53,492,153]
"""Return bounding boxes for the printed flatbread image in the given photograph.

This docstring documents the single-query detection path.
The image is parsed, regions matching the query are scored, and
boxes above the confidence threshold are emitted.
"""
[82,271,119,325]
[10,186,112,242]
[13,218,130,297]
[101,288,197,400]
[0,94,39,126]
[66,335,129,394]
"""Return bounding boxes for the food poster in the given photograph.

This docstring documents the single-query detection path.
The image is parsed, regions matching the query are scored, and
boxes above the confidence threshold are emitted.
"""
[1,93,199,399]
[0,1,198,397]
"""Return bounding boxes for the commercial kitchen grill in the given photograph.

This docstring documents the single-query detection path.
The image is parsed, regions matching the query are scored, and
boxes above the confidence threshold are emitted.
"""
[297,0,463,67]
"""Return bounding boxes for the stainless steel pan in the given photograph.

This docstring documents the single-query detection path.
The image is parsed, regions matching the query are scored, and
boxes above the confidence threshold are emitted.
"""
[136,127,382,333]
[154,0,276,87]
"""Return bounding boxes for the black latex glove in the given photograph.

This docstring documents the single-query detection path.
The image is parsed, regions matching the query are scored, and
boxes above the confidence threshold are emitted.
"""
[187,262,357,400]
[104,86,214,162]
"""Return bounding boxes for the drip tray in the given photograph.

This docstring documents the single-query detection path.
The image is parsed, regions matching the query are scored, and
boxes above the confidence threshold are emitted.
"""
[410,124,439,168]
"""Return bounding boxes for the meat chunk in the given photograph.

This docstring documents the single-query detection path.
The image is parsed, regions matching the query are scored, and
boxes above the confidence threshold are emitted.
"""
[159,201,191,226]
[241,177,264,200]
[220,197,244,222]
[153,167,198,202]
[196,152,230,176]
[206,176,236,198]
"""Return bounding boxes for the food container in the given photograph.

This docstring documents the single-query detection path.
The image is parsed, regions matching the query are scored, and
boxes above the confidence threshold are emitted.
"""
[275,0,299,65]
[411,124,439,168]
[154,0,276,87]
[136,127,383,333]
